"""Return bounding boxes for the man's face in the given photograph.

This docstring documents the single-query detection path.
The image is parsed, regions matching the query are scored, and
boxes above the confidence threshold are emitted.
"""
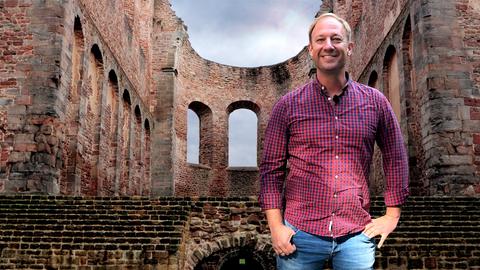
[308,17,353,75]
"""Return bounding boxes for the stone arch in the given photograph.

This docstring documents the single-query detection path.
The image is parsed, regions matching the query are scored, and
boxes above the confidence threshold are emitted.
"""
[77,43,104,195]
[62,15,85,194]
[226,101,260,167]
[98,70,120,196]
[143,119,151,195]
[130,105,142,195]
[368,70,378,88]
[402,15,425,195]
[188,101,213,166]
[117,89,132,195]
[383,45,401,122]
[186,234,275,270]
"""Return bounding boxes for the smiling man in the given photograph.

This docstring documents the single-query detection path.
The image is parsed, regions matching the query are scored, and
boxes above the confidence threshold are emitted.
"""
[259,13,409,270]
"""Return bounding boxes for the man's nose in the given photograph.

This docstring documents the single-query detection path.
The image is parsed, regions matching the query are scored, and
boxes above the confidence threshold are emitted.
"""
[323,38,334,49]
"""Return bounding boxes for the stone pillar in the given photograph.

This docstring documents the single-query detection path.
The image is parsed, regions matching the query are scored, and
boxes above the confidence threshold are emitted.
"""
[413,0,479,195]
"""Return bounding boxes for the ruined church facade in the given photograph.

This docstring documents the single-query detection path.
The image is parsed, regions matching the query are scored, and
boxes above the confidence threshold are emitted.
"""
[1,0,479,198]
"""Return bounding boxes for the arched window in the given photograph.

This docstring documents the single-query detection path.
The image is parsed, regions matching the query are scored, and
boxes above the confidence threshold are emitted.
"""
[118,90,132,195]
[129,105,142,195]
[187,102,213,166]
[143,119,151,195]
[402,15,425,194]
[368,70,378,88]
[227,101,260,167]
[383,45,401,122]
[99,70,119,195]
[80,44,103,195]
[63,15,85,194]
[187,109,200,164]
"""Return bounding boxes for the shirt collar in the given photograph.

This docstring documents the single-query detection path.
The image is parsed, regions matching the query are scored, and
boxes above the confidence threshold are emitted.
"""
[315,72,352,99]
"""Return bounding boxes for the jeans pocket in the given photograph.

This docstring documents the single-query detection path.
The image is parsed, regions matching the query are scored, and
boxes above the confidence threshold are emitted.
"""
[283,219,300,234]
[360,232,373,240]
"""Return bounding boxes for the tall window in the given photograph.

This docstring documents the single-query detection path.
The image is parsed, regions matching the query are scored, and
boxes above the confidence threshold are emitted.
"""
[187,102,212,166]
[228,109,257,167]
[187,109,200,164]
[368,70,378,88]
[227,103,259,167]
[383,45,401,122]
[63,16,84,194]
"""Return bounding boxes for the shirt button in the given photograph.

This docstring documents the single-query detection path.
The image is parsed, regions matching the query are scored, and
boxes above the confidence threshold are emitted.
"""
[335,136,339,139]
[335,175,339,179]
[332,212,335,216]
[335,116,338,120]
[334,193,337,198]
[335,155,339,159]
[328,97,331,101]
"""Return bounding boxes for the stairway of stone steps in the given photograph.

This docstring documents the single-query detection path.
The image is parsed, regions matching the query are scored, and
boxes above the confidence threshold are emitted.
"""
[0,195,191,269]
[0,195,479,269]
[367,196,480,269]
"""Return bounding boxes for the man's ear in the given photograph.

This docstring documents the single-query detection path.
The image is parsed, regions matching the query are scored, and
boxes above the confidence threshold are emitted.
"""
[308,43,314,57]
[347,42,354,56]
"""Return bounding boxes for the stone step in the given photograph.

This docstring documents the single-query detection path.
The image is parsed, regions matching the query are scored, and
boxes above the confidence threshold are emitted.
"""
[0,224,183,236]
[0,213,189,221]
[0,242,178,252]
[0,208,189,217]
[0,232,182,242]
[0,218,184,227]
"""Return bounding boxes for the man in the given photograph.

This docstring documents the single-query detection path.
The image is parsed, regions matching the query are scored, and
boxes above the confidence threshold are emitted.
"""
[259,13,409,270]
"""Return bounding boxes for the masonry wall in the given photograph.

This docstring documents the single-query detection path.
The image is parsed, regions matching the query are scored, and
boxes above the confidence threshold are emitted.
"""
[328,0,480,195]
[0,1,64,194]
[1,0,154,196]
[173,39,312,196]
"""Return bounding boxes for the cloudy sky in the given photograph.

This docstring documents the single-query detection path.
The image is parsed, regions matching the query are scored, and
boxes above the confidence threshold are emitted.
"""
[171,0,320,165]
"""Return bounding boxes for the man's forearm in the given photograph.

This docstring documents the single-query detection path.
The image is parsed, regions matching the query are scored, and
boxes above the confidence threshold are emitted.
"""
[385,206,401,218]
[265,208,284,230]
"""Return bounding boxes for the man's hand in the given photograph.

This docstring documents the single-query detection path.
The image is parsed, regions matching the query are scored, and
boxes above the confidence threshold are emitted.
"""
[270,224,296,256]
[265,209,296,256]
[363,207,401,248]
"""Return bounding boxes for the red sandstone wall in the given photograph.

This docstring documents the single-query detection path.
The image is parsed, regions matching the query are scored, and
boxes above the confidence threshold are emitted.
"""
[173,40,312,196]
[1,0,154,195]
[458,0,480,187]
[335,0,480,195]
[0,1,63,193]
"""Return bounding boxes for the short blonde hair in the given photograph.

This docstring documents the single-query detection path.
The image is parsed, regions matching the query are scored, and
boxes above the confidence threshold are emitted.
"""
[308,13,352,43]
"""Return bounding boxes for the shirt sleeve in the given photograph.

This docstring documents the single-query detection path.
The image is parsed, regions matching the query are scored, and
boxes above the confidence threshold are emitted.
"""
[375,94,410,207]
[259,96,289,210]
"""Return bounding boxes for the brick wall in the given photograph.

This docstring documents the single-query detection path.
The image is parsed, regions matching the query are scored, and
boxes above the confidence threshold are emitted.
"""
[328,0,480,195]
[173,41,312,196]
[1,0,154,196]
[0,0,63,194]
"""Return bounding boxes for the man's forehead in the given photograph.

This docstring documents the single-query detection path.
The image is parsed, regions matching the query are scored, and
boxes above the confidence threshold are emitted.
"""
[312,17,347,35]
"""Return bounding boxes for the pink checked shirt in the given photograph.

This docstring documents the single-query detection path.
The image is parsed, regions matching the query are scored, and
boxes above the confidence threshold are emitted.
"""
[259,77,409,238]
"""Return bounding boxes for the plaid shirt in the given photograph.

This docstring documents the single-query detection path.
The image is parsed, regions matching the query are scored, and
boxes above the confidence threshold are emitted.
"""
[259,77,409,238]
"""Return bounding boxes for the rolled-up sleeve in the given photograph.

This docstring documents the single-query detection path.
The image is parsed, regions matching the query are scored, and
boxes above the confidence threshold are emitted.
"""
[376,94,410,206]
[259,97,289,210]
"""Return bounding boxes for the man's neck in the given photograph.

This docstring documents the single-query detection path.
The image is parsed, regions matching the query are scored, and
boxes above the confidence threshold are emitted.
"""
[316,71,348,97]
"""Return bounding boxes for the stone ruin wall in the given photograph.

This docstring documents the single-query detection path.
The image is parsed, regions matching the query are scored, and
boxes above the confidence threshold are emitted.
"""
[173,40,312,197]
[1,0,154,196]
[327,0,480,195]
[1,0,479,197]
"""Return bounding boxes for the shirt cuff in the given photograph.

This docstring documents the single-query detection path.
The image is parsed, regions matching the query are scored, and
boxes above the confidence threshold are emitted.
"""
[259,193,283,210]
[384,188,409,207]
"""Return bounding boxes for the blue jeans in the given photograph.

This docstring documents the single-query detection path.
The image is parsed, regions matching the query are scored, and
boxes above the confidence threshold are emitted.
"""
[277,220,376,270]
